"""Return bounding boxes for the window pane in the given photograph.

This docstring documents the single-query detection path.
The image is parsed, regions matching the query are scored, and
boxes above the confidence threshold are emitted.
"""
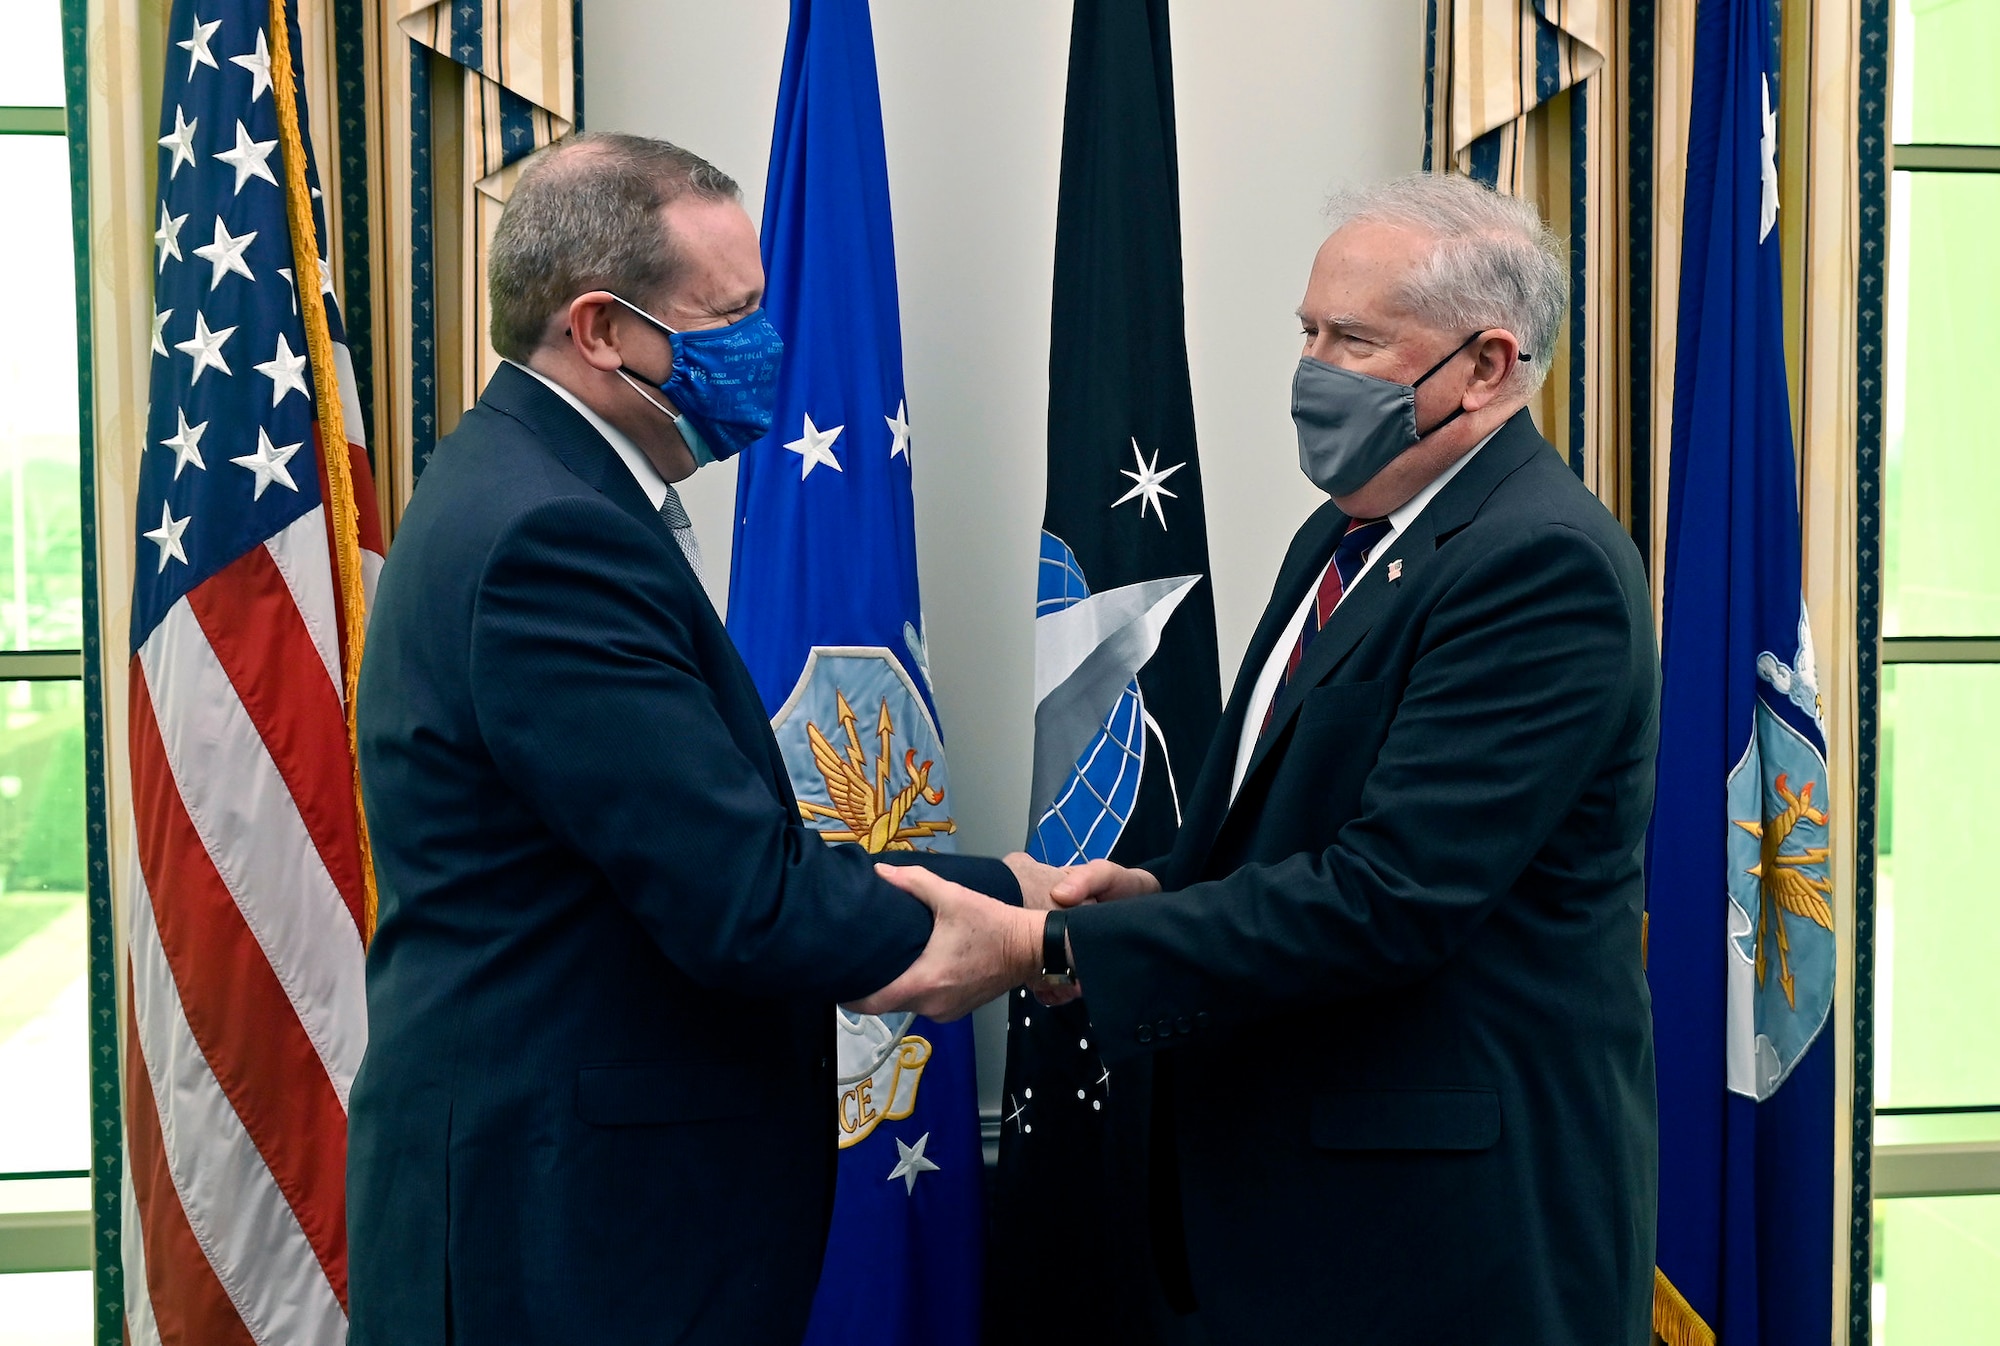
[0,680,87,1174]
[1875,665,2000,1108]
[0,1270,90,1346]
[1883,171,2000,637]
[1875,1196,2000,1345]
[1893,0,2000,145]
[0,136,82,652]
[0,0,64,108]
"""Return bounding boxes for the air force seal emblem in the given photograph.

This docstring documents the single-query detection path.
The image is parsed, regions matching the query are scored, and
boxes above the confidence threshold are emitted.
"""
[773,647,954,1146]
[1723,608,1834,1101]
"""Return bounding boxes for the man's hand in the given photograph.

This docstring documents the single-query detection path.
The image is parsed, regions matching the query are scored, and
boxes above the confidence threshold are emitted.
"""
[848,863,1043,1021]
[1003,851,1066,910]
[1049,859,1162,908]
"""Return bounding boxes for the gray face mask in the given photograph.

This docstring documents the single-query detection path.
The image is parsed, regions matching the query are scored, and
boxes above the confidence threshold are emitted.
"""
[1292,330,1493,496]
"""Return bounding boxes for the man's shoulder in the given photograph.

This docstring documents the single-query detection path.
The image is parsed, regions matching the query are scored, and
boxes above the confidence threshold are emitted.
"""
[1467,439,1643,577]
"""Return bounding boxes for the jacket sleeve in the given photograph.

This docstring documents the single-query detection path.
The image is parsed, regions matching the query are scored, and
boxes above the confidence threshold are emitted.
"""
[468,495,934,1002]
[1066,521,1641,1064]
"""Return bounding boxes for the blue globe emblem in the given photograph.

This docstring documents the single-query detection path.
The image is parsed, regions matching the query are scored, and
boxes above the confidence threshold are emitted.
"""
[1027,533,1146,866]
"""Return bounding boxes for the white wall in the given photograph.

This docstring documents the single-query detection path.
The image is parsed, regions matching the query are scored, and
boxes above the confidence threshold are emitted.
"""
[584,0,1424,1112]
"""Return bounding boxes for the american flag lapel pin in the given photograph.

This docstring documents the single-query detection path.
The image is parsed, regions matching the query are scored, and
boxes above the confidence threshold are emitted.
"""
[1387,559,1404,583]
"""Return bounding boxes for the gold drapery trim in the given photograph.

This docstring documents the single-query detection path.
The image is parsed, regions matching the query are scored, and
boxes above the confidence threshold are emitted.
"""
[270,0,380,936]
[1652,1267,1717,1346]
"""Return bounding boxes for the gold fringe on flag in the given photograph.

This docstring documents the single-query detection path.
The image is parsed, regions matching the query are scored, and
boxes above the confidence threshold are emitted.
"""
[1653,1267,1716,1346]
[268,0,382,939]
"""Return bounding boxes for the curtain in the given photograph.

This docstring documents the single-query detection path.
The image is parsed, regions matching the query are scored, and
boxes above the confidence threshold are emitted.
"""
[348,0,579,529]
[81,4,170,1203]
[1424,0,1631,522]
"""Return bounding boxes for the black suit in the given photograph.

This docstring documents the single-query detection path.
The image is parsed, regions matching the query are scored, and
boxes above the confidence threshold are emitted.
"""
[348,364,1014,1346]
[1067,411,1659,1345]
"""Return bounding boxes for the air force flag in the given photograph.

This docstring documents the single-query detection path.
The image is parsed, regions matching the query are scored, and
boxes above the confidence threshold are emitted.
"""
[1648,1,1835,1342]
[728,2,982,1344]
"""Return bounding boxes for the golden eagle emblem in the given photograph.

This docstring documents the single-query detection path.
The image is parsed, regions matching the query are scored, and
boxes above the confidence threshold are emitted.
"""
[1733,771,1834,1010]
[797,690,957,852]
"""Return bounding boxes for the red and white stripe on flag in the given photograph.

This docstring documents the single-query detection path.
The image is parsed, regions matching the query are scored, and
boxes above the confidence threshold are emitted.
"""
[123,1,385,1340]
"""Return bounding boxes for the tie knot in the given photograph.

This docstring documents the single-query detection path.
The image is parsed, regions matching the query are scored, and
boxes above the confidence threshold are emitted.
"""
[658,486,693,531]
[1336,516,1392,560]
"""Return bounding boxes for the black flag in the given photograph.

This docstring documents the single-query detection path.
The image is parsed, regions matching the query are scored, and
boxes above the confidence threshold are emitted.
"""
[991,2,1219,1340]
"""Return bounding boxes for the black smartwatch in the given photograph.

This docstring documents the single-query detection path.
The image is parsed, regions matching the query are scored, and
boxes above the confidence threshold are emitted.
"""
[1041,911,1074,984]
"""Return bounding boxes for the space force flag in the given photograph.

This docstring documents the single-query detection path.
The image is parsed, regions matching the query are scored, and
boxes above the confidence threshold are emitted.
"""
[727,2,982,1343]
[1648,1,1835,1343]
[991,3,1222,1343]
[124,1,385,1341]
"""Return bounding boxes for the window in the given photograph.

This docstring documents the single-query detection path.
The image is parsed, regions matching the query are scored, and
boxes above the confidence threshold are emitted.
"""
[0,0,94,1337]
[1872,1,2000,1340]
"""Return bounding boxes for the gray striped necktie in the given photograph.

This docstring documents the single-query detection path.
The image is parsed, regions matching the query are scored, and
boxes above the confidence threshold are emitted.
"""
[657,485,706,583]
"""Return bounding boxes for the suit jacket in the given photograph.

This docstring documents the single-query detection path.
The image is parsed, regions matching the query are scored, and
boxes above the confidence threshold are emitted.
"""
[1066,410,1660,1345]
[348,363,1014,1346]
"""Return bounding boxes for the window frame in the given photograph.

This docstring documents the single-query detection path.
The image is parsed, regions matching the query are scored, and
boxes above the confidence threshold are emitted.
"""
[1870,136,2000,1197]
[0,13,121,1346]
[1863,4,2000,1339]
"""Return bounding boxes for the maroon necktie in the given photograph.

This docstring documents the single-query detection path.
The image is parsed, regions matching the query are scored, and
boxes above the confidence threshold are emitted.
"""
[1260,516,1393,735]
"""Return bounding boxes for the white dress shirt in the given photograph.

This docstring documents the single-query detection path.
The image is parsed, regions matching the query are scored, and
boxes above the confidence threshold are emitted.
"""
[1228,430,1499,800]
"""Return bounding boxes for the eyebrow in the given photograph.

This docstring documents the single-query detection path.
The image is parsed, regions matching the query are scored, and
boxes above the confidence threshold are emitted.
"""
[1297,310,1378,335]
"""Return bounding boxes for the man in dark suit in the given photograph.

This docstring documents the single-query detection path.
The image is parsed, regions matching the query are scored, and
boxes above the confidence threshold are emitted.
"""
[348,133,1035,1346]
[873,175,1660,1342]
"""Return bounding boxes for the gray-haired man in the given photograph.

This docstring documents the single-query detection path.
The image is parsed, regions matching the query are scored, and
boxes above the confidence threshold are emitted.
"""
[867,174,1661,1343]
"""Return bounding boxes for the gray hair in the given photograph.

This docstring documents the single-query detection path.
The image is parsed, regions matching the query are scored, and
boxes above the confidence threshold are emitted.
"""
[488,131,741,361]
[1325,173,1568,393]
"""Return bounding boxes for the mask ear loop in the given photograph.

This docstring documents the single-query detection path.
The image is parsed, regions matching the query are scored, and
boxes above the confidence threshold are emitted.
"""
[1412,328,1513,439]
[614,367,685,422]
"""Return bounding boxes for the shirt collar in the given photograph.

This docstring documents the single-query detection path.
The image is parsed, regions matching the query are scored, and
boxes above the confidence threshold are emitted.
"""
[506,359,670,513]
[1383,423,1503,534]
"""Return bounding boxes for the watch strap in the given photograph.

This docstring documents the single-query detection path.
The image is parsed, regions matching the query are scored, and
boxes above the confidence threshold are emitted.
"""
[1041,910,1073,981]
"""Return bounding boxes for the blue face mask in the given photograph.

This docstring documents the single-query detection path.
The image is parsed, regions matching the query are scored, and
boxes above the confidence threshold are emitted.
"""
[610,295,784,466]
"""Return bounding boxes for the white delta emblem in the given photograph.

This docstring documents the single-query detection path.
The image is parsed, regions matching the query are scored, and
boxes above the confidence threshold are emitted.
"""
[772,646,957,1149]
[1725,606,1835,1101]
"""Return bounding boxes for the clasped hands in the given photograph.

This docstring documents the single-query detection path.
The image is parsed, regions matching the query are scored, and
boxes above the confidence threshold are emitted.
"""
[846,854,1160,1022]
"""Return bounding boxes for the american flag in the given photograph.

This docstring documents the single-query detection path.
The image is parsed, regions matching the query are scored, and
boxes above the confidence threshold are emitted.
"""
[122,2,384,1342]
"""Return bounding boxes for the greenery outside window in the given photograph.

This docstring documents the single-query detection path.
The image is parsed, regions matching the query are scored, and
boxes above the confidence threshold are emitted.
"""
[0,1,95,1343]
[1871,1,2000,1341]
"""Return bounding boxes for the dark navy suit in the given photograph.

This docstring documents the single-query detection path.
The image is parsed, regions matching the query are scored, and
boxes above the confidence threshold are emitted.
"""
[1068,411,1660,1344]
[348,363,1014,1346]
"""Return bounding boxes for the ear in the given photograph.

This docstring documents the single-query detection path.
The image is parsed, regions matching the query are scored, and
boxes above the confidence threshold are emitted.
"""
[565,291,626,373]
[1461,330,1523,410]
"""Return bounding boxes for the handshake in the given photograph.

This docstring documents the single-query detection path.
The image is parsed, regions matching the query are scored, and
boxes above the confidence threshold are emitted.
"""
[847,854,1161,1021]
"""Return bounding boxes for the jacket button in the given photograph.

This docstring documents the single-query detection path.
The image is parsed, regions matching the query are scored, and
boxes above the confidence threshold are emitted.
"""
[1195,1012,1211,1031]
[1176,1016,1192,1036]
[1156,1019,1174,1039]
[1137,1024,1153,1044]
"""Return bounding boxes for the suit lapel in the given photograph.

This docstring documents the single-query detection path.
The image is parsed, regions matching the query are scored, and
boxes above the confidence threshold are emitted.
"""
[480,363,687,561]
[1227,409,1550,812]
[1168,503,1347,876]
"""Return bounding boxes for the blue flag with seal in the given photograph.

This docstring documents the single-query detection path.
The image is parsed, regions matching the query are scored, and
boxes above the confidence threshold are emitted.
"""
[1648,1,1835,1342]
[727,2,982,1344]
